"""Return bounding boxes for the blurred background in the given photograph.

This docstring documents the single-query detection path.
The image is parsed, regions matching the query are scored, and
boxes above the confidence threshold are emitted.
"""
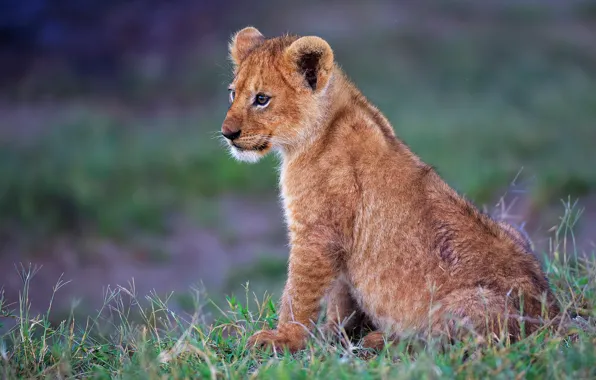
[1,0,595,327]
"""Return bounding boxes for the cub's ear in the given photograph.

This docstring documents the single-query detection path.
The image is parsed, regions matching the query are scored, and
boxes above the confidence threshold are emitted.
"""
[229,26,265,67]
[284,36,334,92]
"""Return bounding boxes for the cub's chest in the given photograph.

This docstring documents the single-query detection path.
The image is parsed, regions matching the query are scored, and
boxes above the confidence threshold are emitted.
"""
[279,181,319,228]
[278,166,332,226]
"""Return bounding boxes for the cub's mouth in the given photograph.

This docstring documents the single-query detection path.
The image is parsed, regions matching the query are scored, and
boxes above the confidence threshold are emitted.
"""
[232,140,271,152]
[224,132,273,163]
[229,134,272,152]
[228,138,272,163]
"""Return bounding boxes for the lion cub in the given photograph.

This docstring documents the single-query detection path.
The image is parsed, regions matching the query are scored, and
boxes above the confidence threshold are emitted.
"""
[221,27,558,352]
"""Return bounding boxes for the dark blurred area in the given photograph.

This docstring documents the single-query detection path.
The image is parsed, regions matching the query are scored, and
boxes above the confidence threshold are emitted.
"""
[0,0,236,96]
[1,0,595,328]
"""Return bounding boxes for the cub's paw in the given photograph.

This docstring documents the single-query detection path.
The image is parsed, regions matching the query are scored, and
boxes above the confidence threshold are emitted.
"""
[246,326,306,353]
[360,331,387,351]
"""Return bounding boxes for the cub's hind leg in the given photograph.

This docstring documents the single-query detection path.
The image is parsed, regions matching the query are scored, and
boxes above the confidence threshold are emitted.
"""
[433,287,541,342]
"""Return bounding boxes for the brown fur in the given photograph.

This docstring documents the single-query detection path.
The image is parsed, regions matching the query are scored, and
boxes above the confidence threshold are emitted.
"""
[221,27,558,353]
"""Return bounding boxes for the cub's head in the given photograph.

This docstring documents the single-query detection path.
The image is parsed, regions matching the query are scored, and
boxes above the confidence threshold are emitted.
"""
[221,27,334,162]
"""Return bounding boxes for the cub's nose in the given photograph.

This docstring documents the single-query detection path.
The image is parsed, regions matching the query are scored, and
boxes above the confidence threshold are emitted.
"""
[222,126,241,141]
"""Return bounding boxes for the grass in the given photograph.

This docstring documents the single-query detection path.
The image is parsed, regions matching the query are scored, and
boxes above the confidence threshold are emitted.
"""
[1,203,595,379]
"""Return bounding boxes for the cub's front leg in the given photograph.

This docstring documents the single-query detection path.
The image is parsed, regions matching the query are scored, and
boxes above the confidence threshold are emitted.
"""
[247,239,338,353]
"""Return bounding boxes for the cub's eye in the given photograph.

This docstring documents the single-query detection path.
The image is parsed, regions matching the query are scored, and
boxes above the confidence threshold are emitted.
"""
[228,89,235,104]
[254,93,270,106]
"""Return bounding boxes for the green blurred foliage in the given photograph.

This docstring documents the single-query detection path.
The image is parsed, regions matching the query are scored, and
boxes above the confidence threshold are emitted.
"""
[1,2,595,237]
[0,115,278,236]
